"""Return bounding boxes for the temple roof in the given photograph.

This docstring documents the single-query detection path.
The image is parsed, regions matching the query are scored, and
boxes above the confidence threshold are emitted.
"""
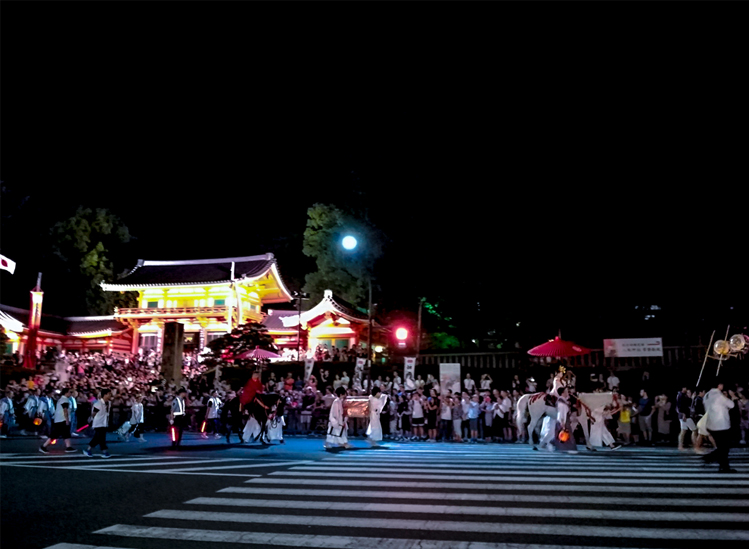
[262,290,377,332]
[101,254,293,303]
[0,304,128,337]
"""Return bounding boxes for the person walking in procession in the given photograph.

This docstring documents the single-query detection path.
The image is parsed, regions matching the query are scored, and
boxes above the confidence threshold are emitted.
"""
[702,380,739,473]
[324,386,352,450]
[40,387,77,454]
[366,386,389,448]
[84,389,112,458]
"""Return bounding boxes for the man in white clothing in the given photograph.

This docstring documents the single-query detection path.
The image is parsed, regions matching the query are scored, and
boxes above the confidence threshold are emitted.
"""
[366,386,389,447]
[463,374,476,393]
[203,390,222,439]
[325,386,352,450]
[39,387,77,454]
[702,381,738,473]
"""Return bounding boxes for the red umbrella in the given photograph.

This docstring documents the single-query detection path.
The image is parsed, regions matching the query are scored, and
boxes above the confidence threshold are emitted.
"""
[527,336,591,357]
[236,346,281,360]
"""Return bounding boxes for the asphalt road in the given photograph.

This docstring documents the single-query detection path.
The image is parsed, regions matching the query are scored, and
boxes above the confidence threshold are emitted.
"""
[2,432,749,549]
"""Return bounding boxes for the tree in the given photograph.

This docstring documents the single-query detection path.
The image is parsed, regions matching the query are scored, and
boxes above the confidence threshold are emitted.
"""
[202,321,277,369]
[49,207,138,315]
[302,203,384,307]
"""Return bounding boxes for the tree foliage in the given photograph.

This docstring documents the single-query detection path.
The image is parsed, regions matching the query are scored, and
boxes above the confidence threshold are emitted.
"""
[202,321,277,370]
[49,207,138,315]
[302,203,384,307]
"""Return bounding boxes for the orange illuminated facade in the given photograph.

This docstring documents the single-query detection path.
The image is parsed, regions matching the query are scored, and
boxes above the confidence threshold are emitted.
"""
[101,254,293,354]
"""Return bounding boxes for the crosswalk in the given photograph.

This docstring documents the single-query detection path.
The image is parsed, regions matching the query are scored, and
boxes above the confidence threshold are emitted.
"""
[38,444,749,548]
[0,452,311,477]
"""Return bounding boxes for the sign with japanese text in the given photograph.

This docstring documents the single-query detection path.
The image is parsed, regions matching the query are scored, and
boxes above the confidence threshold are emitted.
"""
[603,338,663,358]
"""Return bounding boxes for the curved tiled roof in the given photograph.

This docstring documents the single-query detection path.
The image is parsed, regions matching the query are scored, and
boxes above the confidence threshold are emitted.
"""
[104,254,276,287]
[0,305,128,336]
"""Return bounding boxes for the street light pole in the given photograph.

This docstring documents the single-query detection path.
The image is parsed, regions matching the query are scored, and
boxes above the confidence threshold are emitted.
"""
[293,291,309,362]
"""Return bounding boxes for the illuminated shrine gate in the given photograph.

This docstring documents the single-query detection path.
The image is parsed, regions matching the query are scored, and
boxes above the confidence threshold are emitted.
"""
[101,254,293,354]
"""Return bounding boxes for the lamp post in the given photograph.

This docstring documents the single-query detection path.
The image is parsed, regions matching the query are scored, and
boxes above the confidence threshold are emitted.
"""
[292,291,309,362]
[342,235,375,385]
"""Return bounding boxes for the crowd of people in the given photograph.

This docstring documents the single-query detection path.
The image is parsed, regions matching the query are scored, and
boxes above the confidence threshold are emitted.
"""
[1,351,747,463]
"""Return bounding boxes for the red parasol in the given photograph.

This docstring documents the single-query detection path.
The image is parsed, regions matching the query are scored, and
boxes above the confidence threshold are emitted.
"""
[527,336,591,358]
[236,346,281,360]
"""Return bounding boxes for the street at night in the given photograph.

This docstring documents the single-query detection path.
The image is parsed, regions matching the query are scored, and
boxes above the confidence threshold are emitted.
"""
[3,434,749,549]
[3,11,748,549]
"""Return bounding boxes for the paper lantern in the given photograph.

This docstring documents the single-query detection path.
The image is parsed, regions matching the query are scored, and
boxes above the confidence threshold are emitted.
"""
[729,334,746,353]
[714,340,731,356]
[558,429,570,443]
[33,418,43,426]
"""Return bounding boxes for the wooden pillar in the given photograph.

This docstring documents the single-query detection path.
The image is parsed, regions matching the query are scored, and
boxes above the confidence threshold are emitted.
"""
[162,322,184,385]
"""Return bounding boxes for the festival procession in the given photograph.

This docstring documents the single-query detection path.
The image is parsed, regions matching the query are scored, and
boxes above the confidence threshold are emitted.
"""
[1,250,748,549]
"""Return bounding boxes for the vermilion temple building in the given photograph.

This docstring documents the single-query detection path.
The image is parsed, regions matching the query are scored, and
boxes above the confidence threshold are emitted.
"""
[2,254,381,360]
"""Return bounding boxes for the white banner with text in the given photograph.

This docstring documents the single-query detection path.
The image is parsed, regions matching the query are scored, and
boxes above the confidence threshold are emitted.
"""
[603,338,663,358]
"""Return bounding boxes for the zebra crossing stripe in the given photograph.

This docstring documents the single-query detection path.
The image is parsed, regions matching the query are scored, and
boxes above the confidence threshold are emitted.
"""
[281,467,749,484]
[310,465,746,477]
[91,524,675,549]
[147,460,313,473]
[139,510,749,540]
[255,476,749,494]
[218,486,749,507]
[77,458,247,469]
[184,496,749,522]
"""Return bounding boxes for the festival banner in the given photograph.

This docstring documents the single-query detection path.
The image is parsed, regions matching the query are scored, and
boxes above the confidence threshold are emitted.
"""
[603,338,663,358]
[304,358,315,381]
[404,357,416,386]
[439,363,461,396]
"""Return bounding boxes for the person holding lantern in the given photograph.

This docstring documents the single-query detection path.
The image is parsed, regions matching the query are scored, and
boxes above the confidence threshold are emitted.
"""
[552,386,578,453]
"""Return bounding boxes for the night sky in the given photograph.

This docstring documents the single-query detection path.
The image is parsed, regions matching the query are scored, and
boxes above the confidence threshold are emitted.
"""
[1,19,745,350]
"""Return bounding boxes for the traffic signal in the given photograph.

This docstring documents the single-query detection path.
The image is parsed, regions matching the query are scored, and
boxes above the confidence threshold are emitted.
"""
[395,327,408,348]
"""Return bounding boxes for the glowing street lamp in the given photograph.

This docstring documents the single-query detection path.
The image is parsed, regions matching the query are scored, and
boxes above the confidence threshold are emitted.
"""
[341,234,374,374]
[342,235,358,250]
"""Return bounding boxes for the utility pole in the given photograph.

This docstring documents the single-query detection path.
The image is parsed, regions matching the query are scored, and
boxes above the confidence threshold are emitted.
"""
[367,278,374,388]
[293,291,309,362]
[416,297,424,365]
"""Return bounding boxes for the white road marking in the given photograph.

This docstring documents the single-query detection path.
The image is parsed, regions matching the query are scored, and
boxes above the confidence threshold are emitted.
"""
[76,458,247,469]
[280,467,749,485]
[219,486,749,507]
[184,496,749,522]
[149,460,312,473]
[251,477,749,494]
[138,511,749,540]
[295,464,748,478]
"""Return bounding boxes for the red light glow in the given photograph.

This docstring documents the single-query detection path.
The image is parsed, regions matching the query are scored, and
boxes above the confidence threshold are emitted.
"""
[395,328,408,340]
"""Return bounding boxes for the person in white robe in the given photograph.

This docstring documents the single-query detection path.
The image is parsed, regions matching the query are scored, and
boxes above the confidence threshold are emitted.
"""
[365,386,389,447]
[589,404,622,450]
[267,403,285,443]
[325,386,352,450]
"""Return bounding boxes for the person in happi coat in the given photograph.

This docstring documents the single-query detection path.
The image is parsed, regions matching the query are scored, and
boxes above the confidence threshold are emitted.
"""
[366,386,389,447]
[324,386,351,450]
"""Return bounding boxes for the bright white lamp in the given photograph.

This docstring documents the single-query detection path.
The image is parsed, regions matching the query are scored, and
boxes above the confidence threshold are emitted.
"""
[342,235,358,250]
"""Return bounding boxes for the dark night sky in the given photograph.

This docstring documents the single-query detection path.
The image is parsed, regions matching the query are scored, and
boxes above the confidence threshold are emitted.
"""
[1,17,746,349]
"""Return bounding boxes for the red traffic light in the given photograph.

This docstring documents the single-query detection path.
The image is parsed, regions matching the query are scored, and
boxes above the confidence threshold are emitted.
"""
[395,328,408,340]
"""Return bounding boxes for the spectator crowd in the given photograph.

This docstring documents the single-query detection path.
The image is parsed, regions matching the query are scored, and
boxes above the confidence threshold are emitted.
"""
[1,351,747,454]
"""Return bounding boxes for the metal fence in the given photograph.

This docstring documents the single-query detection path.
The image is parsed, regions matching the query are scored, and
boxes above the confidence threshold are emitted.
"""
[418,345,709,370]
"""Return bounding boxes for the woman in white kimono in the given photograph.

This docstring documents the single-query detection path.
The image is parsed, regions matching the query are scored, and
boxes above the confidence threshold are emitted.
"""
[590,404,622,450]
[324,387,352,450]
[366,386,389,447]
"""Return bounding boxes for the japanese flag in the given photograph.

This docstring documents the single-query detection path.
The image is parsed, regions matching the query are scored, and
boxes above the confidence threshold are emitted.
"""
[0,255,16,274]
